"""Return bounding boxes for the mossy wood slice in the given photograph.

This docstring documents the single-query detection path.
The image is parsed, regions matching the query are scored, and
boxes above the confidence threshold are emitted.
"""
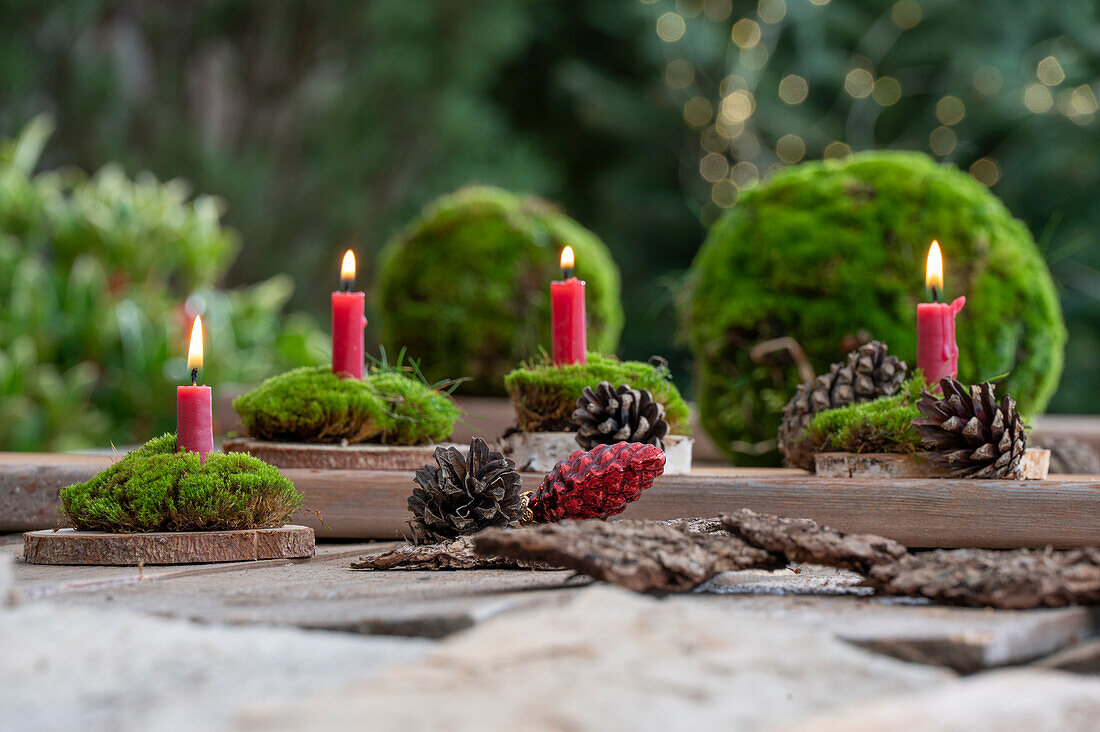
[815,449,1050,480]
[222,438,467,471]
[22,525,315,565]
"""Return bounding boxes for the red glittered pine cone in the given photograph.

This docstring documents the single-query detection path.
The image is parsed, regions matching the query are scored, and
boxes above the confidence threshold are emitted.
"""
[526,441,666,524]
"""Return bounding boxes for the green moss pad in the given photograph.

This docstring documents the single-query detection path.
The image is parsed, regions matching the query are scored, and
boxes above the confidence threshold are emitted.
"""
[233,366,460,445]
[60,433,303,533]
[503,353,690,433]
[802,377,926,456]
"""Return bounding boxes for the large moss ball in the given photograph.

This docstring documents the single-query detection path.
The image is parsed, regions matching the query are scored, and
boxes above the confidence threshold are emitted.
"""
[377,186,623,394]
[685,151,1065,465]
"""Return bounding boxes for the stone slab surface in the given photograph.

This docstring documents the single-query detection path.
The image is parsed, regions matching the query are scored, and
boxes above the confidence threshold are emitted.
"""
[794,669,1100,731]
[1032,638,1100,675]
[701,567,1099,673]
[0,601,430,732]
[239,586,954,731]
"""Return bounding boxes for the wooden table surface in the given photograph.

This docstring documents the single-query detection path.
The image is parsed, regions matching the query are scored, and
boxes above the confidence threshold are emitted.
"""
[2,452,1098,548]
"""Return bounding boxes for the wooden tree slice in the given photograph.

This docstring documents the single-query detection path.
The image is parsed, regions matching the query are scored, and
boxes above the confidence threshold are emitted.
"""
[23,525,315,566]
[222,437,462,471]
[815,449,1050,479]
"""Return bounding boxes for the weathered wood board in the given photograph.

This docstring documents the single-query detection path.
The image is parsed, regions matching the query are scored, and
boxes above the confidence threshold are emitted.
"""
[2,453,1098,548]
[222,437,461,471]
[23,525,315,565]
[815,449,1050,479]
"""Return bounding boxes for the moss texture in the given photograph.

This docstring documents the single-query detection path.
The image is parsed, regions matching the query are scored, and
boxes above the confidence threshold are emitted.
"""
[801,377,925,456]
[233,366,460,445]
[377,186,624,395]
[685,151,1066,465]
[60,433,302,532]
[503,352,690,433]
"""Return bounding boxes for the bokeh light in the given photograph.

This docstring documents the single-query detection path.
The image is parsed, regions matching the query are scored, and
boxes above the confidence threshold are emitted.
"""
[776,134,806,164]
[700,152,730,182]
[824,141,853,159]
[845,69,875,98]
[758,0,787,24]
[779,74,809,105]
[891,0,922,29]
[1037,56,1066,86]
[872,77,902,106]
[657,12,687,42]
[731,18,762,48]
[684,96,714,127]
[665,59,695,89]
[929,126,957,156]
[1024,83,1054,113]
[936,96,966,126]
[973,66,1004,96]
[969,157,1001,187]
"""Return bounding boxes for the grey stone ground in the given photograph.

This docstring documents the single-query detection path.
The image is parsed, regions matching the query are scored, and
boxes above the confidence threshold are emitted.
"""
[2,537,1099,731]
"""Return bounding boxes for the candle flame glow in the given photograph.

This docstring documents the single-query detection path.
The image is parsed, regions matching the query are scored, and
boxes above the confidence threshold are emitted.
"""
[187,316,203,373]
[560,245,575,271]
[341,250,356,285]
[925,240,944,293]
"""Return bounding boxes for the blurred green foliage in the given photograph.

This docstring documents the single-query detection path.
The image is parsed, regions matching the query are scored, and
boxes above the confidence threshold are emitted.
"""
[0,0,1098,437]
[0,118,325,451]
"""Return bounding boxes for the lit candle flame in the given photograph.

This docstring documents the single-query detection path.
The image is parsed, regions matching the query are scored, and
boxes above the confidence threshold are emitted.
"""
[560,245,575,277]
[187,316,203,379]
[341,250,356,289]
[925,240,944,299]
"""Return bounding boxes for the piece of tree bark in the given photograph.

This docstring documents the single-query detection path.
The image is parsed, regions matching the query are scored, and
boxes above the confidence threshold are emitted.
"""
[720,508,909,573]
[866,547,1100,609]
[350,537,555,571]
[473,519,784,594]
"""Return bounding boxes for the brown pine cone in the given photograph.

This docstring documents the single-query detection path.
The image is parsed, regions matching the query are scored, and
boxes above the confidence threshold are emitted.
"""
[913,377,1028,479]
[572,381,669,450]
[407,437,524,543]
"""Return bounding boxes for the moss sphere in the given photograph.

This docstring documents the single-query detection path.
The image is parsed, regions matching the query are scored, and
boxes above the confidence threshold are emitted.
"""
[686,151,1066,465]
[233,366,460,445]
[60,434,302,532]
[377,186,624,394]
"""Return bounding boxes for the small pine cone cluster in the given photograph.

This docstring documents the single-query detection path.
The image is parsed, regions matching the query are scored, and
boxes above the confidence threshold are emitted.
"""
[913,378,1028,479]
[525,441,666,524]
[572,381,669,450]
[778,340,907,470]
[408,437,523,543]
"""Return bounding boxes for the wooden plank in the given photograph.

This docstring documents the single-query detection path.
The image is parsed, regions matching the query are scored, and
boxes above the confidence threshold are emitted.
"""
[23,525,315,565]
[2,453,1098,547]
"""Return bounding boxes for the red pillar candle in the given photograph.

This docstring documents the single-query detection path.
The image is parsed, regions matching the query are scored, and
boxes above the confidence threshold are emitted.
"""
[177,315,214,461]
[551,245,587,365]
[332,249,367,379]
[917,241,966,385]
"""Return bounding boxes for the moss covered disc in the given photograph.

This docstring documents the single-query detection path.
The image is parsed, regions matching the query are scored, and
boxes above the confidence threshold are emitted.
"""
[377,186,624,394]
[503,353,690,433]
[685,151,1066,464]
[59,434,303,533]
[232,366,460,445]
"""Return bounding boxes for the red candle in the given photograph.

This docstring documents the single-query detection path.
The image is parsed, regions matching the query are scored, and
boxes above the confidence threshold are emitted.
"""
[177,315,214,461]
[551,245,587,365]
[332,249,367,379]
[917,241,966,386]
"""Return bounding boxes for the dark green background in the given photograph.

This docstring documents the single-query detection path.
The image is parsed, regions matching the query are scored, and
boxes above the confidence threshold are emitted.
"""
[2,0,1097,412]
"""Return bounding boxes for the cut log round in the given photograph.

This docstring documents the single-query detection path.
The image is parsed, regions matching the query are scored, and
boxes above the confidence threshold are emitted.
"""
[222,438,465,471]
[814,449,1050,479]
[23,525,315,566]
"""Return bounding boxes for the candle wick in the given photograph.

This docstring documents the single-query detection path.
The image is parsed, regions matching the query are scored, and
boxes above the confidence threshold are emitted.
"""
[340,279,353,293]
[931,286,939,303]
[562,267,574,280]
[190,367,199,386]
